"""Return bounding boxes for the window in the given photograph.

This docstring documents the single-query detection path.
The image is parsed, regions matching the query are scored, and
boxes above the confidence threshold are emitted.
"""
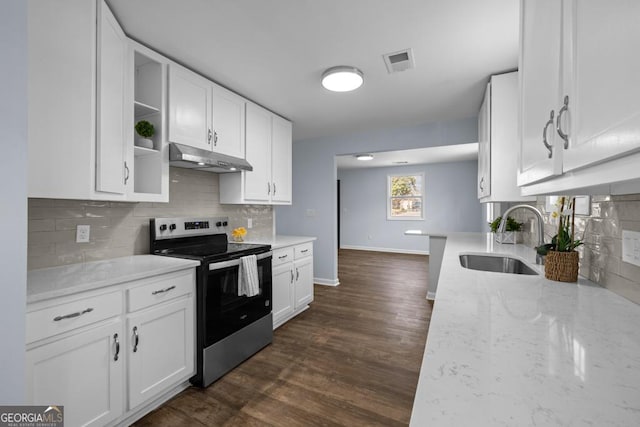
[387,173,424,220]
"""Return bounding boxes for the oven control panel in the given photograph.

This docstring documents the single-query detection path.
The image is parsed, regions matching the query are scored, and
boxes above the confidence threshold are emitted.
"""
[151,217,229,240]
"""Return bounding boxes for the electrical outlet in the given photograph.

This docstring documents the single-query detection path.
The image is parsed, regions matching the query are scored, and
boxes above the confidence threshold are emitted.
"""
[76,225,90,243]
[247,218,253,229]
[622,230,640,267]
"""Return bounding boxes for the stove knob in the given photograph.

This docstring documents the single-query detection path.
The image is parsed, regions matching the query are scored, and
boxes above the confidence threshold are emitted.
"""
[159,224,167,231]
[169,224,177,231]
[215,221,222,227]
[222,221,228,226]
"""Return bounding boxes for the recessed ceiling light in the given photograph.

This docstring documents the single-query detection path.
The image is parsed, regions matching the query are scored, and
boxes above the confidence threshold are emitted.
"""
[322,66,364,92]
[355,154,374,161]
[197,162,205,166]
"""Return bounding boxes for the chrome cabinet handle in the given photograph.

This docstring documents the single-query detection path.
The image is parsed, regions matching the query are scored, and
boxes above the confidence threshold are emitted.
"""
[53,307,93,322]
[124,161,130,185]
[542,110,554,159]
[296,268,299,281]
[152,285,176,295]
[479,177,484,192]
[214,130,218,146]
[273,182,276,196]
[267,182,271,195]
[556,95,570,149]
[114,333,120,361]
[208,129,212,144]
[300,249,309,253]
[290,269,294,284]
[132,326,139,353]
[278,254,288,260]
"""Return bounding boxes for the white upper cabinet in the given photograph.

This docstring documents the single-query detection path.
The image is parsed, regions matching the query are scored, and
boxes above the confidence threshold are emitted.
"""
[212,84,246,159]
[477,84,491,199]
[480,72,535,202]
[561,0,640,172]
[271,115,293,203]
[168,65,247,159]
[244,103,273,202]
[518,0,564,186]
[96,0,127,195]
[28,0,169,202]
[219,102,293,205]
[519,0,640,194]
[168,64,213,152]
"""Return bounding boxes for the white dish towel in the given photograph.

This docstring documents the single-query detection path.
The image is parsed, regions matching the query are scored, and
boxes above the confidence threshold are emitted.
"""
[238,255,260,297]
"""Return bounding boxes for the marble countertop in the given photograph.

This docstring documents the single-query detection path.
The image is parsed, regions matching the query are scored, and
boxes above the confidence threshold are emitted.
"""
[27,255,200,304]
[410,233,640,426]
[243,235,316,250]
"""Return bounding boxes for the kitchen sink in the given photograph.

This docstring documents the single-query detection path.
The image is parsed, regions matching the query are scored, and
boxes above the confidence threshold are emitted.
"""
[459,254,539,275]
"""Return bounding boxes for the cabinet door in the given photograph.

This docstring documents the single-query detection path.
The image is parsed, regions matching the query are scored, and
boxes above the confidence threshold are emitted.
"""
[477,83,491,198]
[518,0,564,186]
[168,65,212,151]
[96,0,127,194]
[272,263,294,328]
[271,116,293,204]
[212,84,245,158]
[244,103,272,202]
[127,297,194,409]
[294,257,314,308]
[562,0,640,172]
[26,320,124,427]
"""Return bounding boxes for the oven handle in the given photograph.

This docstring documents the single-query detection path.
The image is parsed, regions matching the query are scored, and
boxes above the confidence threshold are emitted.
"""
[209,251,272,270]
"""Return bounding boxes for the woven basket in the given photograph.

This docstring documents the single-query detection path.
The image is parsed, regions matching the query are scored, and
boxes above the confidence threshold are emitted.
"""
[545,250,579,282]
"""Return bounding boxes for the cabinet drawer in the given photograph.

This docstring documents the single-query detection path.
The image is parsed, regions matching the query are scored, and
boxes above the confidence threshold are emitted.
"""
[272,247,294,267]
[127,270,194,312]
[294,242,313,259]
[27,290,122,344]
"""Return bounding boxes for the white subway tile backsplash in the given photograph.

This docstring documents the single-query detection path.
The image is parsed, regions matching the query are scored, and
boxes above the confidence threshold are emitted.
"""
[514,195,640,305]
[28,168,273,269]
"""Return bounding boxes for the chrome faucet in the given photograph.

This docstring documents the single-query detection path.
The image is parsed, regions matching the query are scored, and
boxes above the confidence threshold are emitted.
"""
[498,204,546,264]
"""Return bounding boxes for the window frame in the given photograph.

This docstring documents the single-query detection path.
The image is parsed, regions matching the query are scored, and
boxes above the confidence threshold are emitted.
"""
[386,173,424,221]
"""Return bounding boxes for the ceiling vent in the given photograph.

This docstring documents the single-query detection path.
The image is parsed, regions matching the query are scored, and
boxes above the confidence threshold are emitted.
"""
[383,48,415,73]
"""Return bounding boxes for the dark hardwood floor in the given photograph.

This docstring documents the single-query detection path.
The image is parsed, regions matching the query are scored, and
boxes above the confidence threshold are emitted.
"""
[134,249,432,426]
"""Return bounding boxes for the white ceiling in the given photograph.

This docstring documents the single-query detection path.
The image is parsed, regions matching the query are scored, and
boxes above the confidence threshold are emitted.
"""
[335,143,478,170]
[107,0,519,142]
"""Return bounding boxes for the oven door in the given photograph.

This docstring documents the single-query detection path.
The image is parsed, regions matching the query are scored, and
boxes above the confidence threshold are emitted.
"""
[203,252,272,346]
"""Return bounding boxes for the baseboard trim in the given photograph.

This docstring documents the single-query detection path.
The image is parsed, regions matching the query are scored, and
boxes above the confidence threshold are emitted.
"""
[340,245,429,256]
[314,277,340,287]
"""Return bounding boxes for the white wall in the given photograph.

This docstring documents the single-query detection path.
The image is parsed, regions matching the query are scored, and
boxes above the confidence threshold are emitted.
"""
[338,161,482,253]
[276,117,477,285]
[0,0,27,403]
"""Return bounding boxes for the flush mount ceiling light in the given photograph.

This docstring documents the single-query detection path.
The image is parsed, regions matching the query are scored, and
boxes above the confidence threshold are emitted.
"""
[322,66,364,92]
[355,154,374,161]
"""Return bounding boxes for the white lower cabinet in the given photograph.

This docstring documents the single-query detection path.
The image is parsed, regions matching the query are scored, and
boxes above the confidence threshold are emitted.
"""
[26,320,124,427]
[272,241,314,329]
[25,268,196,427]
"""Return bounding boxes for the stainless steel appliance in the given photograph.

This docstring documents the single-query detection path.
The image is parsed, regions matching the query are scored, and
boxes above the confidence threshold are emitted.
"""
[150,217,272,387]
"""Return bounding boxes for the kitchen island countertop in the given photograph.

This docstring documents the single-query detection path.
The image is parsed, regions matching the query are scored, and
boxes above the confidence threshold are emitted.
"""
[410,233,640,426]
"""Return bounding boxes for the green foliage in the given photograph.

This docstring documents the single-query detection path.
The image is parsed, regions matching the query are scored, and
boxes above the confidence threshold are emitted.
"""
[135,120,155,138]
[535,196,584,255]
[391,176,419,196]
[489,216,523,233]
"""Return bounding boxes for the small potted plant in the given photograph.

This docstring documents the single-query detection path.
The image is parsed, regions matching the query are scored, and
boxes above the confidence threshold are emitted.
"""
[490,216,523,244]
[536,197,583,282]
[231,227,247,242]
[135,120,155,149]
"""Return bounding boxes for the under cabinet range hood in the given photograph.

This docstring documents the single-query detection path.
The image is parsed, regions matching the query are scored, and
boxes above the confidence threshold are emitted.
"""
[169,143,253,173]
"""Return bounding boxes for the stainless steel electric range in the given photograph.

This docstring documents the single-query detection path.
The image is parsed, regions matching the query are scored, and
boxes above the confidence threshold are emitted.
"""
[150,217,272,387]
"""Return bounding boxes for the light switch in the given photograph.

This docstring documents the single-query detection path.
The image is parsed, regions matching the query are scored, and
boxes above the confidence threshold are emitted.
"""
[76,225,90,243]
[622,230,640,267]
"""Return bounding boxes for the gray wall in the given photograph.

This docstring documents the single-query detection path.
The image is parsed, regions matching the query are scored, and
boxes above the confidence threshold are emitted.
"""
[1,0,27,403]
[276,117,477,284]
[338,162,482,253]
